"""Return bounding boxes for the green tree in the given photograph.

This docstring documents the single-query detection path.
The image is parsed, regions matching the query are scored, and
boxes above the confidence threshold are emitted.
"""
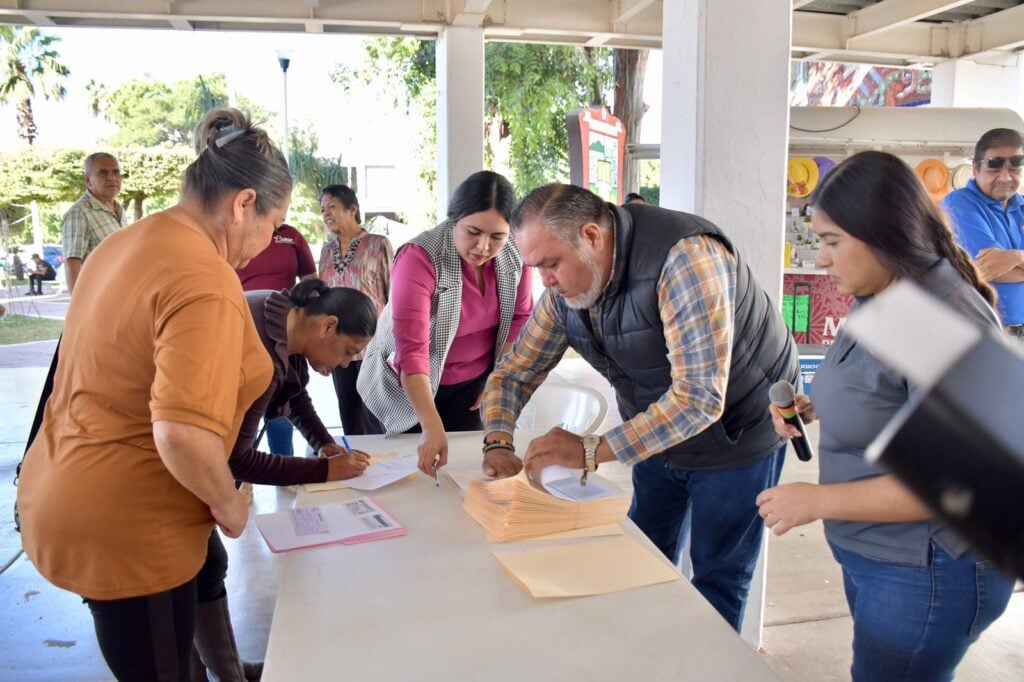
[0,26,69,145]
[92,73,272,148]
[284,124,352,243]
[485,42,612,191]
[116,147,193,220]
[613,48,650,196]
[99,74,232,147]
[0,146,194,233]
[334,38,613,196]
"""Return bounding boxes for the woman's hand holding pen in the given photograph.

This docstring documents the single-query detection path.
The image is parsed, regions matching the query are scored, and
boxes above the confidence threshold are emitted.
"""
[319,440,370,481]
[323,450,370,480]
[417,427,448,475]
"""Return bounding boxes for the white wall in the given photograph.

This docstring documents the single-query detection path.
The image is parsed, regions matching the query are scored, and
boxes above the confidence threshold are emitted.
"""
[931,56,1024,119]
[660,0,791,302]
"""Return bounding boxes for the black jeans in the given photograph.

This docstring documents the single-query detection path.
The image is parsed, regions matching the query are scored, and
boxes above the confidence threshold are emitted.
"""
[84,576,197,681]
[195,530,229,603]
[332,360,372,435]
[28,272,55,293]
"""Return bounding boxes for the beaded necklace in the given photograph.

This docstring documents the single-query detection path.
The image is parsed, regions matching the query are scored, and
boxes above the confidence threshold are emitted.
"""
[331,232,365,275]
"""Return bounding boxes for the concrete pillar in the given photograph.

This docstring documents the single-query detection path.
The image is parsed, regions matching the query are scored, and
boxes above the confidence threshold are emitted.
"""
[436,26,485,218]
[931,56,1024,117]
[660,0,791,301]
[659,0,792,650]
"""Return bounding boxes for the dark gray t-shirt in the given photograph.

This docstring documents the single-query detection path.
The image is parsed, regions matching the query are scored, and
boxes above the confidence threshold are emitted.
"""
[812,260,999,566]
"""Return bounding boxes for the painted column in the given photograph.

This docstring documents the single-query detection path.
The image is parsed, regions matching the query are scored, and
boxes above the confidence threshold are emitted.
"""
[436,26,485,217]
[660,0,793,650]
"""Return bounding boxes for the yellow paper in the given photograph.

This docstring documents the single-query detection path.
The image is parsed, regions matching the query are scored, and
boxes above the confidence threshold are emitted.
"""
[493,535,681,598]
[519,523,624,542]
[444,470,489,498]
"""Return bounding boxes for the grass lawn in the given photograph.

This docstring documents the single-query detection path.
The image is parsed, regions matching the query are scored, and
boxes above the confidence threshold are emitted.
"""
[0,314,64,345]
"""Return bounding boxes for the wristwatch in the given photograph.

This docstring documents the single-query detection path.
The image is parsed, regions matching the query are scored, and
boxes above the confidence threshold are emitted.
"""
[580,434,601,486]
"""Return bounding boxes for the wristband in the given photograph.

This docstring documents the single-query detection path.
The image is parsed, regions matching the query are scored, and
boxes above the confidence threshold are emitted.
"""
[483,442,516,455]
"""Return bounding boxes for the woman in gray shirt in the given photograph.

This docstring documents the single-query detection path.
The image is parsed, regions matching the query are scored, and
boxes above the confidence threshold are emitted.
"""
[756,151,1014,682]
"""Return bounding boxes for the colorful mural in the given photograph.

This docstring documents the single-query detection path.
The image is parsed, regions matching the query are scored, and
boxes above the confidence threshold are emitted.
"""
[790,61,932,107]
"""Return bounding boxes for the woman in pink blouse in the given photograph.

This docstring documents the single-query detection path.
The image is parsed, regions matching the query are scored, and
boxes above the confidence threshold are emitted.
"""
[357,171,533,472]
[317,185,393,435]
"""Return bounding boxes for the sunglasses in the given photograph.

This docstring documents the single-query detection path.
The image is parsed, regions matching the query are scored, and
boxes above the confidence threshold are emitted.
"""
[980,155,1024,171]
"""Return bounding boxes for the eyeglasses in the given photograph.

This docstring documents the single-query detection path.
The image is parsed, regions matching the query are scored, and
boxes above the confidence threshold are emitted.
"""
[980,155,1024,171]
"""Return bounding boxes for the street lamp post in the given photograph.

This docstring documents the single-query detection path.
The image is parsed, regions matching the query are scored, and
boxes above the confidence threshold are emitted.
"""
[276,49,293,163]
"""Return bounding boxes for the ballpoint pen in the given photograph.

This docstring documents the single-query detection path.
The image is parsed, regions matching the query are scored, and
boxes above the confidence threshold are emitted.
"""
[341,435,352,453]
[432,453,441,488]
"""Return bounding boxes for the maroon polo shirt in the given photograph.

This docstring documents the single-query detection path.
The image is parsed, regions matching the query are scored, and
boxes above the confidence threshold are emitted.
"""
[236,224,316,292]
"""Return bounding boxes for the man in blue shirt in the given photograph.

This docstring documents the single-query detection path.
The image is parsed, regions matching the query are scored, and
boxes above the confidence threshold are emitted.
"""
[943,128,1024,339]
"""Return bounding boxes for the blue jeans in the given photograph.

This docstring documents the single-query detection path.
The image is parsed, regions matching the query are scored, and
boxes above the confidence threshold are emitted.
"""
[831,541,1014,682]
[628,448,785,631]
[262,416,294,456]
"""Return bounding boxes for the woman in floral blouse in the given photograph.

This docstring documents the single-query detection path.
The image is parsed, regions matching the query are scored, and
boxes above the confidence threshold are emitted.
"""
[317,184,393,434]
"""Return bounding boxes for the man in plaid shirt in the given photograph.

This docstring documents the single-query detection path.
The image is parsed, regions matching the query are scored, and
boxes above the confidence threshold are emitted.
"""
[481,183,799,632]
[61,152,127,293]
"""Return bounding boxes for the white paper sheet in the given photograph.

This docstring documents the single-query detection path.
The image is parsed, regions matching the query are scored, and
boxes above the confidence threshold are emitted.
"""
[304,454,419,493]
[540,465,616,501]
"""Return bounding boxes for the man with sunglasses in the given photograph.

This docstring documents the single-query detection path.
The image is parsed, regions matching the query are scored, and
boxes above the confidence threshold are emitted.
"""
[944,128,1024,340]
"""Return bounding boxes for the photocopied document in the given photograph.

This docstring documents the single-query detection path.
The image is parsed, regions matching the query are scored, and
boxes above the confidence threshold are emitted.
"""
[304,453,419,493]
[493,534,681,598]
[254,497,406,553]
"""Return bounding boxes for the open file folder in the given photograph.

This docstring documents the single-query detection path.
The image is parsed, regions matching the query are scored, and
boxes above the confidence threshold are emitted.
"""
[493,535,681,598]
[253,497,406,553]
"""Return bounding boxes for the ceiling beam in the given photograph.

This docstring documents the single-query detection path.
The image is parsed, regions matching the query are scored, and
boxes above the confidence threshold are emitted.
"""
[22,10,57,27]
[794,9,936,59]
[616,0,658,24]
[586,32,614,46]
[845,0,975,43]
[792,0,817,9]
[451,0,493,26]
[964,3,1024,56]
[793,47,947,68]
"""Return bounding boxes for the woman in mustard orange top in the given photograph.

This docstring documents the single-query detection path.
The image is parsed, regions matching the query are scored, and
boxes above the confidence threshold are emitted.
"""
[16,108,292,681]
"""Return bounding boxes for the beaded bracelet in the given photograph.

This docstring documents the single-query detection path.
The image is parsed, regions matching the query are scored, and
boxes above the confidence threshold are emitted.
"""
[482,441,515,454]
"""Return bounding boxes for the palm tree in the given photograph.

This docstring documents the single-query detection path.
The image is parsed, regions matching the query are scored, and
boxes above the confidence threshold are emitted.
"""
[85,78,107,118]
[0,26,69,145]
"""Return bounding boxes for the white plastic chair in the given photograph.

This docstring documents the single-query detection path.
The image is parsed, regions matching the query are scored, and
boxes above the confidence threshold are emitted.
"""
[515,382,609,435]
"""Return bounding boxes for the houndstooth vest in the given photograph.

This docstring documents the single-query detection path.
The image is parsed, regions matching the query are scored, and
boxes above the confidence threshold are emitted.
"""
[357,221,524,435]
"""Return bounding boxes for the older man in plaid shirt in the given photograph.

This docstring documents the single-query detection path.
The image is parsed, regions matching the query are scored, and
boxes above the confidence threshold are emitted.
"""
[480,183,799,632]
[61,152,127,293]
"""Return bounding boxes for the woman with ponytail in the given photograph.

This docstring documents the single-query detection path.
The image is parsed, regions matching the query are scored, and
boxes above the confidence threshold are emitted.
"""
[17,108,292,680]
[755,151,1013,681]
[190,277,377,680]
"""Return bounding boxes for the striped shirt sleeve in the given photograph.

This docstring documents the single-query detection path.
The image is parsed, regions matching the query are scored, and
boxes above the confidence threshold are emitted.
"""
[483,289,569,435]
[603,235,736,465]
[61,205,88,259]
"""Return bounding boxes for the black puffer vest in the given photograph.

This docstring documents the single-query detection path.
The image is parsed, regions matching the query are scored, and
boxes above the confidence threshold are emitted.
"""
[559,203,799,470]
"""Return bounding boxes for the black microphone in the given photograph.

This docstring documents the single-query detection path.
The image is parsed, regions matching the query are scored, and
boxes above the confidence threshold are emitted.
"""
[769,381,814,462]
